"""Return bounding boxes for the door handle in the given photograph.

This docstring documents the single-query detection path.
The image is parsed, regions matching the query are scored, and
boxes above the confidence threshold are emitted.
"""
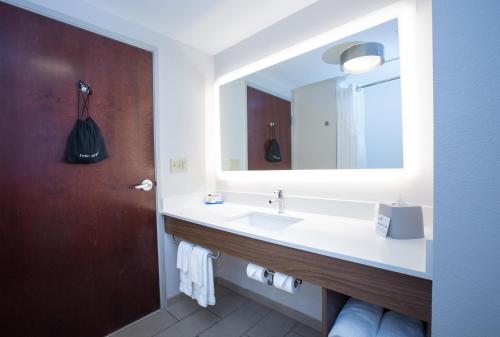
[131,179,154,191]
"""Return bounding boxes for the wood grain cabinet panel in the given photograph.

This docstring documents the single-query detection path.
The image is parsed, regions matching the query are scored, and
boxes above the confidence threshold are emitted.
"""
[166,216,432,325]
[247,86,292,170]
[0,3,158,336]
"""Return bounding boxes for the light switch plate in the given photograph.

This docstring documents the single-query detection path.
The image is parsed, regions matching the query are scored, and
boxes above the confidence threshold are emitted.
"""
[170,158,188,173]
[228,158,241,170]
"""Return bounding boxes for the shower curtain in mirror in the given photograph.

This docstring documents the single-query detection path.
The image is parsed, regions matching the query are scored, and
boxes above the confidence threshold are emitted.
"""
[335,79,367,169]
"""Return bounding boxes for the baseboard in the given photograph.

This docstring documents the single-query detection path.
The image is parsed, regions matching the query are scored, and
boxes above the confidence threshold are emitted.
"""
[216,277,321,332]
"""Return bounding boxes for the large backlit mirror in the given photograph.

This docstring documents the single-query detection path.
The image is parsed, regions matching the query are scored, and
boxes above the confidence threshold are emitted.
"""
[220,19,403,171]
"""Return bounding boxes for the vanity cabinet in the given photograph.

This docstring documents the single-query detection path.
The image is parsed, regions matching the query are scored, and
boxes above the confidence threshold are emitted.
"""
[166,216,432,336]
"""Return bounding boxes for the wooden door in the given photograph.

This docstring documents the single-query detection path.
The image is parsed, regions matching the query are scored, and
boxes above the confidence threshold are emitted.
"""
[247,86,292,170]
[0,3,159,337]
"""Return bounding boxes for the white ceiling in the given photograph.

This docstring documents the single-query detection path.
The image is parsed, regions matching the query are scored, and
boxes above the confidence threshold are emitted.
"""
[79,0,319,54]
[255,19,400,90]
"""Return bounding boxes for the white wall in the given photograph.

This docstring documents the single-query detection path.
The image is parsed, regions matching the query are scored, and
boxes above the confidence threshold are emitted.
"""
[364,79,403,168]
[361,60,403,168]
[432,0,500,335]
[213,0,433,321]
[292,79,337,169]
[216,255,322,320]
[6,0,214,306]
[220,79,248,170]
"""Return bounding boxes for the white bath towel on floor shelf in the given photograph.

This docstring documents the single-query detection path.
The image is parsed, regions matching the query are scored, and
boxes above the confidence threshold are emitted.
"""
[190,245,215,307]
[329,298,383,337]
[376,311,425,337]
[176,241,194,296]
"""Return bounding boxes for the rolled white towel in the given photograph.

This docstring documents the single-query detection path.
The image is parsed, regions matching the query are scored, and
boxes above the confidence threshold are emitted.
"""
[329,298,383,337]
[376,311,425,337]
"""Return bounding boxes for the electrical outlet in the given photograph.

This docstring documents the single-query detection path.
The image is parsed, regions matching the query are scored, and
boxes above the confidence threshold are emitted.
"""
[170,158,188,173]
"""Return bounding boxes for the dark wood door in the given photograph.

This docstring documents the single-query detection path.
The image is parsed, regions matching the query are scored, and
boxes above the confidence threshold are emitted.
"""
[0,3,159,337]
[247,86,292,170]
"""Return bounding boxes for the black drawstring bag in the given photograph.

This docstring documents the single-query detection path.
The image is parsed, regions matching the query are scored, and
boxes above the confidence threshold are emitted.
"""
[66,82,108,164]
[266,123,282,162]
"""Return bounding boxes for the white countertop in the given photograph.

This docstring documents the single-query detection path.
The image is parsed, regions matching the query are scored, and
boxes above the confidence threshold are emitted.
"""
[161,202,432,280]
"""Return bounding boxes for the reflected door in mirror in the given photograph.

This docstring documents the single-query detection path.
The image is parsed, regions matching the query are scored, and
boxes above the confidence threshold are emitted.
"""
[247,86,291,170]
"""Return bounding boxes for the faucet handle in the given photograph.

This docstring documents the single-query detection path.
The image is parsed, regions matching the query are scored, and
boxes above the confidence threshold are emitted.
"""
[269,190,281,203]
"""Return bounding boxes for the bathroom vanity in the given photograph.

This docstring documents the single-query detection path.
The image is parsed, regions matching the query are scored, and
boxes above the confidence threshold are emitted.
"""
[162,203,432,337]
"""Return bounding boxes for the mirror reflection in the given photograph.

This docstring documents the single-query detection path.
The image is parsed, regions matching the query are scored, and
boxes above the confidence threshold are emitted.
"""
[220,19,403,171]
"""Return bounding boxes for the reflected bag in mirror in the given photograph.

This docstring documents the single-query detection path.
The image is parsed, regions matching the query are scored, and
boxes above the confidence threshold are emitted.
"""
[266,138,282,162]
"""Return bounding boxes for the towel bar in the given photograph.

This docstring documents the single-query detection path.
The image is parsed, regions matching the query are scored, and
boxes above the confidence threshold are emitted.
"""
[170,234,221,260]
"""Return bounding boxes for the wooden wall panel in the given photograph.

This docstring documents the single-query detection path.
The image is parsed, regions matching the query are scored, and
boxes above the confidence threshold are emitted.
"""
[322,288,348,337]
[0,3,158,336]
[247,86,292,170]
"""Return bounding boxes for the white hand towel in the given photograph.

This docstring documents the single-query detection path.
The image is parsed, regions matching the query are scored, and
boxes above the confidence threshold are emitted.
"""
[329,298,383,337]
[376,311,424,337]
[190,246,205,286]
[207,256,215,305]
[190,246,215,307]
[176,241,192,272]
[176,241,194,296]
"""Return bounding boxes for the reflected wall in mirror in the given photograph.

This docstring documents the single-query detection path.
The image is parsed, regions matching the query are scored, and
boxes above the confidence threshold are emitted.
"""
[220,19,404,171]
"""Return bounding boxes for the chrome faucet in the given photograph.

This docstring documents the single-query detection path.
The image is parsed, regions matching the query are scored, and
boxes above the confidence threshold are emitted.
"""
[268,189,284,214]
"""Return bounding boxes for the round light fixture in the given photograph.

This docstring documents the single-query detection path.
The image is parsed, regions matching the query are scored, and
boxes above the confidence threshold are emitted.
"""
[322,41,363,64]
[340,42,384,74]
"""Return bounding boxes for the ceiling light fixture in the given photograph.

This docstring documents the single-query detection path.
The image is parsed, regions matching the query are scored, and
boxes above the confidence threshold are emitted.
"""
[340,42,385,74]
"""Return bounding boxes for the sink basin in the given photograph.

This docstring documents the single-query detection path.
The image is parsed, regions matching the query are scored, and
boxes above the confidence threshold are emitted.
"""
[228,212,303,231]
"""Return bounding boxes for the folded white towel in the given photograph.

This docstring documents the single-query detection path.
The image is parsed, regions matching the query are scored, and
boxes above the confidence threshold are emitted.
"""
[176,241,194,296]
[376,311,425,337]
[190,245,215,307]
[329,298,383,337]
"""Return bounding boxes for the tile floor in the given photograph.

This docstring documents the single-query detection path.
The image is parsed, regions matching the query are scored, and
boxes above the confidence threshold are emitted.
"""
[110,284,321,337]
